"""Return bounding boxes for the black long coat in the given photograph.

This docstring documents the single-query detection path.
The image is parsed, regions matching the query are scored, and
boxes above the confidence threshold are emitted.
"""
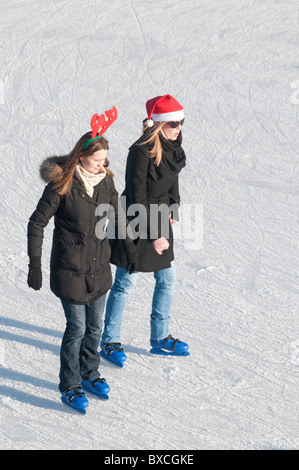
[27,156,119,305]
[110,133,186,272]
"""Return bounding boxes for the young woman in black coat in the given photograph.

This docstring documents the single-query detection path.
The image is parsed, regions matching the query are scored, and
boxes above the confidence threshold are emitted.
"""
[100,95,190,367]
[27,124,136,412]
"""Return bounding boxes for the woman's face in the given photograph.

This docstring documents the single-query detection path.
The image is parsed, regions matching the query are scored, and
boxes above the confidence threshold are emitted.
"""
[162,120,183,141]
[80,149,107,174]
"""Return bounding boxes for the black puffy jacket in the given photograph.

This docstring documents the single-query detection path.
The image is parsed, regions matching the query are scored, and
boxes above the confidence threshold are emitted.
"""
[110,133,186,272]
[27,156,119,304]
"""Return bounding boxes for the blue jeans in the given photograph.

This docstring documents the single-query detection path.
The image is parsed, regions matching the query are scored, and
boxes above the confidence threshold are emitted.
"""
[59,294,106,393]
[102,263,176,343]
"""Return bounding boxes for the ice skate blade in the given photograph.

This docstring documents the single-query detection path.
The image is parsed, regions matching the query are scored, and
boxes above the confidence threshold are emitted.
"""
[100,350,125,368]
[84,392,109,400]
[61,398,87,414]
[149,347,190,356]
[97,394,109,400]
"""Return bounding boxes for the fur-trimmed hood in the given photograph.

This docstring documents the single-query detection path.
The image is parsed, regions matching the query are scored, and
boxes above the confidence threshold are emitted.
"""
[39,155,69,183]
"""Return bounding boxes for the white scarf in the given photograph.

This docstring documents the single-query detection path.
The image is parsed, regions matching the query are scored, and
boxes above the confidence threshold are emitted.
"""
[75,164,106,198]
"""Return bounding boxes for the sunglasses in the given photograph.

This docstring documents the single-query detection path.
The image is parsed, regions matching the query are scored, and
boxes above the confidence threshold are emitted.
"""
[167,119,185,128]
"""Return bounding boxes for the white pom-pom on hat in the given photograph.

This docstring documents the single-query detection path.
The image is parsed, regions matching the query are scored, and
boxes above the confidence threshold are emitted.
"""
[146,119,154,127]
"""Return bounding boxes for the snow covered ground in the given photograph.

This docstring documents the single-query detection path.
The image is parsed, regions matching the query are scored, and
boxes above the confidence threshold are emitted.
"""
[0,0,298,450]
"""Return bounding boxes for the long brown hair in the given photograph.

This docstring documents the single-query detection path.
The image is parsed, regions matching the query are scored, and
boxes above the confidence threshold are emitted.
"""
[52,132,114,195]
[139,121,167,166]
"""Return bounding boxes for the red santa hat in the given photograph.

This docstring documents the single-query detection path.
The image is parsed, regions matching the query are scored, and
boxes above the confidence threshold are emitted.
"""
[145,94,184,127]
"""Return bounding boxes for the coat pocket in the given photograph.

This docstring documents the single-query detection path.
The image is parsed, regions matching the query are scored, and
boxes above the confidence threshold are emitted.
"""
[58,241,83,272]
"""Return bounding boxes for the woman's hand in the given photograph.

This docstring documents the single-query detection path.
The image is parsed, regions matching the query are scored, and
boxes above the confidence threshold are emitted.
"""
[27,256,42,290]
[27,266,42,290]
[152,237,170,255]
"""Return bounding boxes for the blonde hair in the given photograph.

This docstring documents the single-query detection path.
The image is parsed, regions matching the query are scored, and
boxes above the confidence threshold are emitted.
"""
[52,133,113,195]
[140,121,167,166]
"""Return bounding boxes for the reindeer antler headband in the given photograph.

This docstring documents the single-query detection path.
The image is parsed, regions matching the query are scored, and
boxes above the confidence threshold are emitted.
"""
[82,106,118,151]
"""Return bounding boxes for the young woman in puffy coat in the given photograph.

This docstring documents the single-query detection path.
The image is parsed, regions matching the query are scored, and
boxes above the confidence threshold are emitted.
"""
[100,95,190,366]
[27,130,136,411]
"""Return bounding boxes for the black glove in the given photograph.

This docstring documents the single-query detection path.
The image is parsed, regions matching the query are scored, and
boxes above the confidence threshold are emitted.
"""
[27,257,42,290]
[124,239,138,274]
[126,252,139,275]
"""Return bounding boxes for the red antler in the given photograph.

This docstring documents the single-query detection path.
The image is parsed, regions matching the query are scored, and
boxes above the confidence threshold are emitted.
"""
[90,106,118,138]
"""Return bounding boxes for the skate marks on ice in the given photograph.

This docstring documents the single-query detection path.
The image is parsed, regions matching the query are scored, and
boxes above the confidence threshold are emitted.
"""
[1,0,299,450]
[289,339,299,366]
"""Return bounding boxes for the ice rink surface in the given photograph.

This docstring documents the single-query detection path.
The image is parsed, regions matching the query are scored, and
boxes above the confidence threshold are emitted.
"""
[0,0,298,450]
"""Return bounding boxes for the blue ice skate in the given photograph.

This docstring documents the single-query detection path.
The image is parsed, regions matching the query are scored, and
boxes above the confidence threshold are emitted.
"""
[61,387,89,414]
[81,376,110,400]
[150,335,190,356]
[100,341,127,368]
